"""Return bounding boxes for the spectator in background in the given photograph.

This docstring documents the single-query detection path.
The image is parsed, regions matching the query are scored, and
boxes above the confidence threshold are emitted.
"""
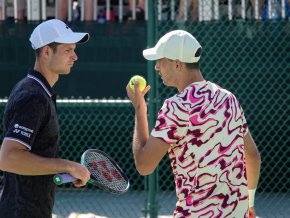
[249,0,264,19]
[0,1,4,20]
[56,0,68,20]
[177,0,265,21]
[97,6,116,23]
[0,0,26,21]
[83,0,94,21]
[97,8,106,23]
[178,0,198,22]
[126,0,145,20]
[104,6,116,21]
[56,0,94,21]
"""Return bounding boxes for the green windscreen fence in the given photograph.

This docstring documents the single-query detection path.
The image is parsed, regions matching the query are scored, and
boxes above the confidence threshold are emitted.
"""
[0,6,289,218]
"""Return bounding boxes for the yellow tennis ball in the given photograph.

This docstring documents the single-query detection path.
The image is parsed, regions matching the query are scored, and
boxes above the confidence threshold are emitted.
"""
[129,75,146,92]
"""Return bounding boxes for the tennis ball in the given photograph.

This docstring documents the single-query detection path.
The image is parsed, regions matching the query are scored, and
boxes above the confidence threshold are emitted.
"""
[129,75,146,92]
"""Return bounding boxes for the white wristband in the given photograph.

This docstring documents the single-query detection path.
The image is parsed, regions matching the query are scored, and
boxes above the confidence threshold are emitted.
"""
[248,189,256,208]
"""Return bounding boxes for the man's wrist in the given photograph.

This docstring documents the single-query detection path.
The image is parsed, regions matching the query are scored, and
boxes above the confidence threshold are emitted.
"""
[248,189,256,208]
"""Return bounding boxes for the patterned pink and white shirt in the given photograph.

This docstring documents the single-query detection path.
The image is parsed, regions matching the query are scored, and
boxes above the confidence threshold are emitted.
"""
[152,81,249,218]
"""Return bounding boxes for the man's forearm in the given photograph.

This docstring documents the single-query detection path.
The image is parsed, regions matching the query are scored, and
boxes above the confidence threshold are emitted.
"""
[0,145,72,176]
[246,153,261,189]
[133,107,149,166]
[245,143,261,208]
[132,109,149,157]
[244,132,261,189]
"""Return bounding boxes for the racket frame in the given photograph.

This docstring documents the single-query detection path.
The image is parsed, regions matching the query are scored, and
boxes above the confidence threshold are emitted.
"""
[54,149,129,195]
[82,149,129,194]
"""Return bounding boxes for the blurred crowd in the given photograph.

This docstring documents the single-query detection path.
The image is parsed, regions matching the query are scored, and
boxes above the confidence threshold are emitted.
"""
[0,0,289,22]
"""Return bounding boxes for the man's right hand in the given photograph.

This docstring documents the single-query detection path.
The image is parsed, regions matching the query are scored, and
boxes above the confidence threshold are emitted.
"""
[68,162,90,187]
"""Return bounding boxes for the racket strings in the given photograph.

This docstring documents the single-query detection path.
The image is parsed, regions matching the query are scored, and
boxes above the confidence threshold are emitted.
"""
[85,153,128,191]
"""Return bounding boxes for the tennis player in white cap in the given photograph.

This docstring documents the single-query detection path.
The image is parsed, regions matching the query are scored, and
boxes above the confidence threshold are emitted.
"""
[127,30,261,218]
[0,19,91,218]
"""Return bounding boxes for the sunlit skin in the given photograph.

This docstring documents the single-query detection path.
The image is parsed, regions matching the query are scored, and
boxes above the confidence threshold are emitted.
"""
[49,43,78,75]
[34,43,78,87]
[155,58,177,87]
[155,58,204,93]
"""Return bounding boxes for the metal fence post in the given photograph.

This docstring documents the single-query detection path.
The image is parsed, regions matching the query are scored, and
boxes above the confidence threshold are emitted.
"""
[146,0,158,217]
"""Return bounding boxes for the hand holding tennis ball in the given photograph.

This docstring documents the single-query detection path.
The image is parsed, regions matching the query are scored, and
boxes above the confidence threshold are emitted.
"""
[129,75,147,92]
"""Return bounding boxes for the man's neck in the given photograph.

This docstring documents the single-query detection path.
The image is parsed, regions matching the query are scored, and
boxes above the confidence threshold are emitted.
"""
[177,69,205,92]
[34,63,58,87]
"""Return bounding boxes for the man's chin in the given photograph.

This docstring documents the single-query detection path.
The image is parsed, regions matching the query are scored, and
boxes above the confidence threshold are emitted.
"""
[60,70,71,75]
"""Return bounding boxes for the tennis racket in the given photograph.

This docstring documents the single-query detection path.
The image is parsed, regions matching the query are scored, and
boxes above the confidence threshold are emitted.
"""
[53,149,129,194]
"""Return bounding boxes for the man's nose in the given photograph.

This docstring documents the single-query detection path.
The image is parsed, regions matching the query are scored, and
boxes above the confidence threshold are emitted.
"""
[72,52,78,61]
[155,63,159,71]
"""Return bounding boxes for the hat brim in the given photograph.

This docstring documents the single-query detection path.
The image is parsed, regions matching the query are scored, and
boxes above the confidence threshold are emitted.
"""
[142,47,162,61]
[54,32,89,44]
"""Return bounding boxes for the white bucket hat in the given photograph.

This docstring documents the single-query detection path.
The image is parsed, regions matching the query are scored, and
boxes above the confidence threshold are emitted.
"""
[143,30,202,63]
[29,19,89,50]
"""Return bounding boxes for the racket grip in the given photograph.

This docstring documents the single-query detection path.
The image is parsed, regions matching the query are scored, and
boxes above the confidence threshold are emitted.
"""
[53,173,77,185]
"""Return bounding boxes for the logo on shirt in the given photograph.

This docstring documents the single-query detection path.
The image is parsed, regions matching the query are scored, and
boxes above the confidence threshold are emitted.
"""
[13,123,34,138]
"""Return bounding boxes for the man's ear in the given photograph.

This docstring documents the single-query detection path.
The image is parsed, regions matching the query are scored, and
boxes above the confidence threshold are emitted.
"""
[41,45,51,58]
[175,60,182,71]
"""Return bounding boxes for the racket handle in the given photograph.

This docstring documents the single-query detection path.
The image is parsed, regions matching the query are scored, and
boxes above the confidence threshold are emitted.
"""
[53,173,77,185]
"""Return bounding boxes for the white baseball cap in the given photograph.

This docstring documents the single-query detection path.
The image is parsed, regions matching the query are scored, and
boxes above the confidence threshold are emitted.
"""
[143,30,202,63]
[29,19,89,50]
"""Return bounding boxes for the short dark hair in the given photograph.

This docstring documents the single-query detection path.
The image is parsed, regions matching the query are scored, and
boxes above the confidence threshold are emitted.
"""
[34,42,61,58]
[168,59,200,70]
[184,47,202,70]
[184,62,200,70]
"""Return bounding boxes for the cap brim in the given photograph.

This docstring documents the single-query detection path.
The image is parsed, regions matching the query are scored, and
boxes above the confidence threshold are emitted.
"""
[142,47,162,61]
[54,32,90,44]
